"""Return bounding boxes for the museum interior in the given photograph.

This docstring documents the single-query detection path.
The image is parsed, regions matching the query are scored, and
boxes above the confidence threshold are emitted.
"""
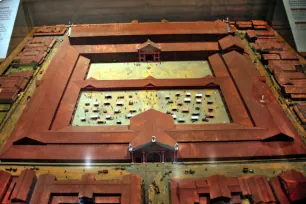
[0,0,306,203]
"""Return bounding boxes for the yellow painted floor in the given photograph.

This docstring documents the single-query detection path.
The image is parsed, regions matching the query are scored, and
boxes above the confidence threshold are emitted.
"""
[72,89,231,126]
[87,61,212,80]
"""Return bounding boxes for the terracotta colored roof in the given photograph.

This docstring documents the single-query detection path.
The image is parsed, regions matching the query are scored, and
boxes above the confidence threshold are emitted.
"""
[10,169,36,202]
[0,71,33,103]
[0,171,12,202]
[274,71,305,86]
[71,20,228,37]
[236,21,252,25]
[218,35,244,52]
[130,109,176,150]
[246,30,257,40]
[270,176,291,204]
[207,175,232,199]
[291,93,306,99]
[222,51,297,139]
[170,174,276,204]
[252,20,267,26]
[74,42,220,54]
[254,25,267,30]
[279,170,306,202]
[268,60,298,72]
[293,104,306,124]
[34,25,67,36]
[262,54,280,60]
[138,39,160,51]
[256,39,279,44]
[279,51,299,60]
[14,37,56,65]
[288,79,306,86]
[30,173,141,204]
[252,20,268,30]
[170,175,241,204]
[0,169,36,203]
[256,42,286,52]
[254,30,275,38]
[283,86,306,95]
[236,21,253,29]
[240,176,276,203]
[268,64,295,73]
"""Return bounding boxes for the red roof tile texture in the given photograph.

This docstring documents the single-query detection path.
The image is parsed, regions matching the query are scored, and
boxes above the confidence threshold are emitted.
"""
[14,37,56,65]
[130,109,176,150]
[218,35,245,53]
[0,70,33,103]
[294,104,306,124]
[240,176,276,203]
[170,174,276,204]
[254,30,275,38]
[262,54,280,60]
[0,171,12,202]
[271,170,306,204]
[138,39,160,51]
[252,20,267,26]
[268,60,306,100]
[236,21,253,29]
[34,25,67,36]
[71,20,229,37]
[0,169,36,203]
[74,42,220,54]
[0,170,140,204]
[268,60,297,72]
[30,173,141,204]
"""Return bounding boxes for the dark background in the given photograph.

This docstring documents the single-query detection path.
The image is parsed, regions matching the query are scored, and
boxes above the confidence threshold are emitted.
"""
[9,0,295,55]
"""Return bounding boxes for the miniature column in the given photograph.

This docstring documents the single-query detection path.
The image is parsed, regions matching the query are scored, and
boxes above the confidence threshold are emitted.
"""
[142,151,146,163]
[162,151,165,163]
[131,152,134,164]
[173,151,176,163]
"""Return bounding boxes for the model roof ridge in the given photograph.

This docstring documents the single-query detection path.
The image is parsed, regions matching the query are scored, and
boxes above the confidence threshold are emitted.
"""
[129,109,177,151]
[70,20,228,37]
[170,174,277,204]
[218,35,245,52]
[222,50,297,140]
[138,39,161,50]
[72,19,225,27]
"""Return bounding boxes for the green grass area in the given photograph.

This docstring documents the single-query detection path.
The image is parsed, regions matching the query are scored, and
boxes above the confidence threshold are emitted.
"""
[5,65,34,75]
[0,112,7,124]
[87,61,212,80]
[0,104,10,111]
[72,89,231,126]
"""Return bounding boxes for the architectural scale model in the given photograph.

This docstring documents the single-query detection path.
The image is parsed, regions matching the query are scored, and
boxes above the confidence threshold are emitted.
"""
[1,20,305,163]
[0,20,306,203]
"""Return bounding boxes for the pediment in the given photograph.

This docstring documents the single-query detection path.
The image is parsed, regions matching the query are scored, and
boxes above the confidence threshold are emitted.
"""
[13,137,45,145]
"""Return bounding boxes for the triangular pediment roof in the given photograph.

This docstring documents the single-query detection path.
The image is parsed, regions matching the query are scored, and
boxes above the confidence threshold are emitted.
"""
[138,39,161,51]
[218,35,244,52]
[129,109,176,151]
[13,137,44,145]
